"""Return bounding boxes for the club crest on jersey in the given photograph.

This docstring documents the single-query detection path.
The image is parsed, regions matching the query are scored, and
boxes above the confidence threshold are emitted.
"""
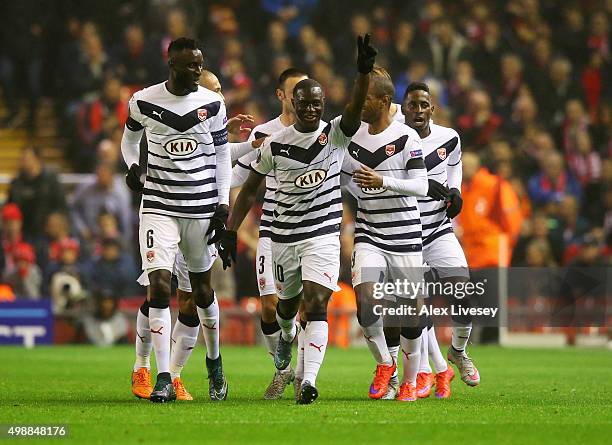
[197,108,208,121]
[385,144,395,156]
[294,169,327,189]
[259,278,266,290]
[146,251,155,262]
[163,137,198,156]
[437,147,447,160]
[318,132,328,145]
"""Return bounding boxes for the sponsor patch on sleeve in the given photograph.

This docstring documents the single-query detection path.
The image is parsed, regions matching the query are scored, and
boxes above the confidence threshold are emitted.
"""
[410,149,423,158]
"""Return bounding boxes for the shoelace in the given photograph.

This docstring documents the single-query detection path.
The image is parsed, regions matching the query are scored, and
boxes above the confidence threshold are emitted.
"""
[460,354,475,375]
[372,365,392,388]
[134,371,149,385]
[173,380,186,395]
[211,368,224,388]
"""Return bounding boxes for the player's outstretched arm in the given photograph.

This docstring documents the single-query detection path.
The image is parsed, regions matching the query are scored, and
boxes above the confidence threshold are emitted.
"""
[340,33,377,137]
[217,170,265,269]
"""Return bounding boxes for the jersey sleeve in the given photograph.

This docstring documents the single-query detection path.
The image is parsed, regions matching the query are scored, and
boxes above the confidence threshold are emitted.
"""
[401,132,424,166]
[447,131,462,190]
[251,139,274,176]
[232,150,258,188]
[210,100,231,205]
[120,94,145,167]
[329,116,352,150]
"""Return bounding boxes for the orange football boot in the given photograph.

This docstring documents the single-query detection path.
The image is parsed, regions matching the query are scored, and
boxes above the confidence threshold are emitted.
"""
[397,382,417,402]
[416,372,434,398]
[434,366,455,399]
[131,367,152,399]
[369,362,397,399]
[172,377,194,401]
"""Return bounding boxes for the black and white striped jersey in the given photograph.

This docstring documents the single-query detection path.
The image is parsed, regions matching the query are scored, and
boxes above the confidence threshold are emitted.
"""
[124,82,229,219]
[232,116,286,238]
[418,122,462,245]
[251,116,351,244]
[343,120,425,254]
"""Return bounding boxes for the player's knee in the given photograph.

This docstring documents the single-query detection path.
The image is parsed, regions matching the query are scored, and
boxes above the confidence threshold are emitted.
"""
[305,311,327,322]
[193,282,214,308]
[400,325,422,340]
[177,290,197,316]
[277,298,299,320]
[149,273,172,308]
[139,299,150,317]
[261,295,278,323]
[356,305,379,327]
[384,327,401,347]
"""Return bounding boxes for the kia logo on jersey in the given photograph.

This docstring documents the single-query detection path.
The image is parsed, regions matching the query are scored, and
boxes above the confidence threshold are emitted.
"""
[163,138,198,156]
[294,169,327,189]
[318,132,328,145]
[437,147,447,160]
[361,186,386,195]
[197,108,208,121]
[385,144,395,156]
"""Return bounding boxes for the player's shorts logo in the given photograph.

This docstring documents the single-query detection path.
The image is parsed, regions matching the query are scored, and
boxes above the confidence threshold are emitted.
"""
[437,147,447,160]
[163,137,198,156]
[318,132,328,145]
[294,169,327,189]
[385,144,396,156]
[197,108,208,121]
[259,277,266,290]
[146,250,155,262]
[361,186,386,195]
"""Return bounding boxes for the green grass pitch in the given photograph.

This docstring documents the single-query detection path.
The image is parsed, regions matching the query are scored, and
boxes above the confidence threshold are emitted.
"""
[2,345,611,444]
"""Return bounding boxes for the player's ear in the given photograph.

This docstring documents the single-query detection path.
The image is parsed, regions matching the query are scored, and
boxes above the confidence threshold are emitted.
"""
[430,104,435,115]
[276,88,284,101]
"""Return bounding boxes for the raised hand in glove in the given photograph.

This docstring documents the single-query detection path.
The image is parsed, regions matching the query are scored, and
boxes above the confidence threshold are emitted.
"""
[125,164,144,192]
[357,33,378,74]
[446,188,463,219]
[206,204,229,244]
[217,230,237,270]
[427,179,449,201]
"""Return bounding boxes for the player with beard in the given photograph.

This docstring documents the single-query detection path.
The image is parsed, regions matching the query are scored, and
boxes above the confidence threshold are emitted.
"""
[218,34,377,404]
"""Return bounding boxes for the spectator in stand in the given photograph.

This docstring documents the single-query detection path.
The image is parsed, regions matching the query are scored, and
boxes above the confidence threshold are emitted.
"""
[457,89,502,149]
[261,0,319,38]
[75,76,128,172]
[447,60,480,115]
[512,211,561,266]
[427,18,470,81]
[388,20,428,78]
[257,20,295,70]
[527,151,581,207]
[81,291,128,346]
[8,147,66,244]
[47,238,89,313]
[555,5,587,68]
[90,238,137,298]
[91,212,128,257]
[71,162,132,249]
[495,53,525,120]
[71,32,110,102]
[539,57,581,126]
[581,51,607,121]
[35,212,77,276]
[114,24,164,88]
[2,242,42,299]
[1,204,29,276]
[586,11,610,60]
[470,21,510,88]
[457,152,523,268]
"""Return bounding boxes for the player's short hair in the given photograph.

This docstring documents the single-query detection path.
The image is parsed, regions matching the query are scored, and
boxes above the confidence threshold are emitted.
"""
[167,37,200,56]
[403,82,430,101]
[278,68,308,88]
[371,65,391,79]
[370,72,395,101]
[293,78,323,97]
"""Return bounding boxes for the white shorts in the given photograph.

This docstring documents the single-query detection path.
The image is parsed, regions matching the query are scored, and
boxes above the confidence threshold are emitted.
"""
[271,235,340,299]
[351,244,424,299]
[137,251,193,292]
[256,237,276,297]
[139,213,217,274]
[422,233,469,279]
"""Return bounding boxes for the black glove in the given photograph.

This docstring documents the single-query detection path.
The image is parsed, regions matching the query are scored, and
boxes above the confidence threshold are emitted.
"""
[357,33,377,74]
[125,164,143,192]
[427,179,449,201]
[446,188,463,219]
[217,230,237,270]
[206,204,229,244]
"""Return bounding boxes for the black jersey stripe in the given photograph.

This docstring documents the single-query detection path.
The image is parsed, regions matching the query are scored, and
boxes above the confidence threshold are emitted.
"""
[270,224,340,244]
[274,152,338,172]
[359,194,412,201]
[420,206,447,217]
[259,229,273,238]
[143,188,218,200]
[147,150,215,161]
[276,197,343,217]
[148,163,215,174]
[354,228,422,241]
[354,237,422,253]
[275,184,341,208]
[270,123,332,164]
[357,205,418,215]
[146,176,216,187]
[424,137,458,171]
[422,218,450,231]
[355,217,421,229]
[423,227,454,246]
[270,210,343,230]
[142,200,217,214]
[137,100,221,132]
[347,134,409,169]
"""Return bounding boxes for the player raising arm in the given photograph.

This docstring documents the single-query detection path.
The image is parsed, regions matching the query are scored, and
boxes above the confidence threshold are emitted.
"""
[218,34,377,404]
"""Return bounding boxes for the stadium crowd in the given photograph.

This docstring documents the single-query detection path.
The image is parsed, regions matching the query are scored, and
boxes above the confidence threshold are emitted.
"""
[0,1,610,333]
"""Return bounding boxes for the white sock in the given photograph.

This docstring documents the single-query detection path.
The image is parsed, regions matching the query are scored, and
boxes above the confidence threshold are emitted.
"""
[418,328,432,373]
[197,296,220,360]
[428,326,447,373]
[149,307,171,374]
[388,345,400,379]
[451,323,472,352]
[169,318,199,380]
[276,311,297,342]
[134,309,152,372]
[303,321,328,386]
[361,323,392,365]
[400,335,421,386]
[295,324,306,379]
